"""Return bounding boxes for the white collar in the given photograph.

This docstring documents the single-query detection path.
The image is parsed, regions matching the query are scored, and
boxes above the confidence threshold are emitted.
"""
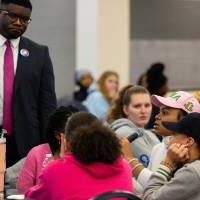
[0,34,20,48]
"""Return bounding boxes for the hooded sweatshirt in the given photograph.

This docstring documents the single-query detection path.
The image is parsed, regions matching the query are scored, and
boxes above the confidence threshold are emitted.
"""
[110,118,160,167]
[25,153,133,200]
[143,160,200,200]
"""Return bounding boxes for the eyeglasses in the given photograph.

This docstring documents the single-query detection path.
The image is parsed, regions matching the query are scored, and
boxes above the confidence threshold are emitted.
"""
[0,9,31,25]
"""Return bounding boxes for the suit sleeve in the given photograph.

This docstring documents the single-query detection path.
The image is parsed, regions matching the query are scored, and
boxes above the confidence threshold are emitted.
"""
[39,47,56,141]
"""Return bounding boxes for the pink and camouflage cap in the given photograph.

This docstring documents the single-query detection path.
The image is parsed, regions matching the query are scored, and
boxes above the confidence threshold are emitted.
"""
[151,91,200,113]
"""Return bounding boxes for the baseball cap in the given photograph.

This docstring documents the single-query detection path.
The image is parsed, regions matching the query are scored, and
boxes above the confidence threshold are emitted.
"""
[151,91,200,113]
[162,112,200,145]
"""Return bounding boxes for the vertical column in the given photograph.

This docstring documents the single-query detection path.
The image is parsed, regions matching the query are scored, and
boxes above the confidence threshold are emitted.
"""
[76,0,130,85]
[98,0,130,86]
[76,0,99,77]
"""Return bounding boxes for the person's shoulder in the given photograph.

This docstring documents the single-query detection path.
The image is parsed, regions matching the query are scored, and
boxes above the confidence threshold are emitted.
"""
[45,153,73,172]
[84,90,105,104]
[88,90,103,98]
[120,157,131,168]
[20,36,48,49]
[144,129,159,139]
[174,160,200,182]
[152,141,165,150]
[27,143,51,156]
[142,129,160,144]
[184,160,200,177]
[150,141,165,157]
[111,118,134,128]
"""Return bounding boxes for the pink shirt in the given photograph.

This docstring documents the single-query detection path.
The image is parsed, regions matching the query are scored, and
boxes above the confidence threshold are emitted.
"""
[16,143,52,193]
[25,153,134,200]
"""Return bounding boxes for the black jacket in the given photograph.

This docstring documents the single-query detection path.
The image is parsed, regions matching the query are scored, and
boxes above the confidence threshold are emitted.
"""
[13,37,56,157]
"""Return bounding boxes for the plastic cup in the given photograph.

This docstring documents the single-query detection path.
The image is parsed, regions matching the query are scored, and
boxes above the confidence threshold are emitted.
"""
[0,138,6,192]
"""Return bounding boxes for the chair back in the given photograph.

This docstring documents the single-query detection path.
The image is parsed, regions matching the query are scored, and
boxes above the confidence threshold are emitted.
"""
[90,190,141,200]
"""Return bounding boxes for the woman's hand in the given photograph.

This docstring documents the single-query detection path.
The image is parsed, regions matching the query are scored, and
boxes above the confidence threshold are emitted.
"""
[121,138,133,161]
[121,138,144,178]
[163,143,189,170]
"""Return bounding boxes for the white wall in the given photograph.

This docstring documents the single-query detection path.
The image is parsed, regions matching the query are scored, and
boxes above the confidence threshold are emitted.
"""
[76,0,130,86]
[76,0,98,78]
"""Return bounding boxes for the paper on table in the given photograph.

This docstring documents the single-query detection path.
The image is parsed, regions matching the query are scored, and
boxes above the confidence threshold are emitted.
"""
[6,194,24,199]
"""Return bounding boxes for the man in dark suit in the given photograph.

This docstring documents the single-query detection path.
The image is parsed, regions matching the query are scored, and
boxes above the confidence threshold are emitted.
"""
[0,0,56,167]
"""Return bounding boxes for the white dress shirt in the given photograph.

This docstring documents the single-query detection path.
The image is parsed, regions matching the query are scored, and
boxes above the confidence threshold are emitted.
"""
[137,136,170,189]
[0,34,20,125]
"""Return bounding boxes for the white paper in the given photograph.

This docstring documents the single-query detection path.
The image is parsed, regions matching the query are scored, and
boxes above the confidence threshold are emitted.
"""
[6,194,24,199]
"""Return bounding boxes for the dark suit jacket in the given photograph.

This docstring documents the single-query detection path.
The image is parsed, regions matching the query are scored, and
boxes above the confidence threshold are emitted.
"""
[13,37,56,158]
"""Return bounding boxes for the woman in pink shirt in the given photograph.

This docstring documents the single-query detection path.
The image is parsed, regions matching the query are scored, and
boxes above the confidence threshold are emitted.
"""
[25,112,134,200]
[16,106,78,193]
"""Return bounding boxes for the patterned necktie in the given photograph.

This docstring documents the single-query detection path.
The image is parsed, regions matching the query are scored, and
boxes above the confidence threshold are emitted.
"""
[3,40,14,134]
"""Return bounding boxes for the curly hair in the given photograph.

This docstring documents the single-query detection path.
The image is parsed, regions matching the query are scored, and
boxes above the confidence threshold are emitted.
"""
[65,112,121,164]
[97,71,119,102]
[107,85,150,123]
[65,111,98,135]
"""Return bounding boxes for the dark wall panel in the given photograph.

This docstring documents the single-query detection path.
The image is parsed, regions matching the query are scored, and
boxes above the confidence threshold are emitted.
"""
[131,0,200,39]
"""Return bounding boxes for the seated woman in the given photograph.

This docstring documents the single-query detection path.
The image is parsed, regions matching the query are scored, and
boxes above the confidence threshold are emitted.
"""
[83,71,119,121]
[143,112,200,200]
[108,85,160,167]
[25,112,134,200]
[16,106,78,193]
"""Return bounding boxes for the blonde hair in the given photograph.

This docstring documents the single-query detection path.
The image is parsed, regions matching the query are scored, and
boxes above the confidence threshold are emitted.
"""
[194,91,200,103]
[97,71,119,102]
[107,85,150,123]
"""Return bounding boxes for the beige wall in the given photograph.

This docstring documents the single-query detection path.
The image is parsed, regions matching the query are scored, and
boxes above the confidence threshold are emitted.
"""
[98,0,130,87]
[76,0,130,86]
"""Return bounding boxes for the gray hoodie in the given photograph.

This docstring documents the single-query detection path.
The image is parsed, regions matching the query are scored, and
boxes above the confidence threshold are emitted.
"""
[110,118,160,167]
[143,160,200,200]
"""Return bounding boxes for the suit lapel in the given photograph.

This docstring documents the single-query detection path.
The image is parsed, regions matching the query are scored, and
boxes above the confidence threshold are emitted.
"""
[14,37,30,95]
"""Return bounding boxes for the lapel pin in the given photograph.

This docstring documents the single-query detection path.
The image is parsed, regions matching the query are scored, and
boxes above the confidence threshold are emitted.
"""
[20,49,29,57]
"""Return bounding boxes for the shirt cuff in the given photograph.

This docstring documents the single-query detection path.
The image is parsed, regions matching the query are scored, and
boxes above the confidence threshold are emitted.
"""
[155,164,172,181]
[137,168,153,188]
